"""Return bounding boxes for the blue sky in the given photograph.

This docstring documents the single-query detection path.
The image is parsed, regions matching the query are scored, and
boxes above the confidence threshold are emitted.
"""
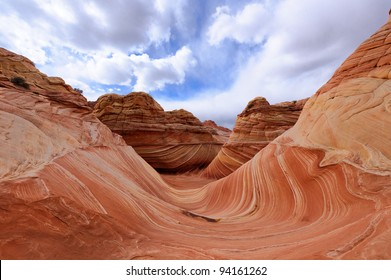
[0,0,389,127]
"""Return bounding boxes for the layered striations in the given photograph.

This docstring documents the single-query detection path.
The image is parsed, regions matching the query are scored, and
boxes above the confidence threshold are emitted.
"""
[189,13,391,259]
[1,13,391,260]
[93,93,227,172]
[0,50,217,259]
[0,48,86,107]
[202,97,306,178]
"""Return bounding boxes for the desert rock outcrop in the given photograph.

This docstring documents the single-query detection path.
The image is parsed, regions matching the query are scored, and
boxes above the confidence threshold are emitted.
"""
[93,92,226,172]
[0,50,212,259]
[0,48,86,107]
[190,12,391,259]
[1,11,391,260]
[202,97,306,178]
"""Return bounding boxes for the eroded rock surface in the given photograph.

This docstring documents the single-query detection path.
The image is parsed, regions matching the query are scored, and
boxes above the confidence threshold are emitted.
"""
[1,12,391,260]
[202,97,307,178]
[93,92,226,172]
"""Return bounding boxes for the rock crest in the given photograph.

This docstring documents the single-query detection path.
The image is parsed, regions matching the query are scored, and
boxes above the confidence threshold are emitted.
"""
[93,92,227,172]
[202,97,307,178]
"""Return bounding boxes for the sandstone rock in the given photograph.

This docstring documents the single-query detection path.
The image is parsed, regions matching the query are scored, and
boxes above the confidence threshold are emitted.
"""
[0,48,86,107]
[0,58,215,259]
[93,92,225,172]
[202,120,231,143]
[2,11,391,260]
[202,120,231,133]
[202,97,307,178]
[189,12,391,259]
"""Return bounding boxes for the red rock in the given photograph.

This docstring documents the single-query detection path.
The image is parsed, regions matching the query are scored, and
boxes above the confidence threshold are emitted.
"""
[0,51,211,259]
[0,48,86,107]
[202,97,307,178]
[1,11,391,260]
[202,119,231,143]
[93,92,225,172]
[192,12,391,259]
[202,120,231,133]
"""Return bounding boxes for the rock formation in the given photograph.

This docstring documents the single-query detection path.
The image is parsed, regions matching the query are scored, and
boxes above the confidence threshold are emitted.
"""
[188,12,391,259]
[1,11,391,260]
[202,97,307,178]
[0,49,216,259]
[93,92,226,172]
[0,48,86,107]
[202,119,231,143]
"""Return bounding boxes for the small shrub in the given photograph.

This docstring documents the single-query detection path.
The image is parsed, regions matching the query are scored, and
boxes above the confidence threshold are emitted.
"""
[74,88,83,94]
[11,76,30,89]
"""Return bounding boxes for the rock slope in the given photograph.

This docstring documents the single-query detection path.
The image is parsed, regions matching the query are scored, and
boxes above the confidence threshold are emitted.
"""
[202,97,306,178]
[1,11,391,260]
[93,92,226,172]
[189,12,391,259]
[0,49,169,258]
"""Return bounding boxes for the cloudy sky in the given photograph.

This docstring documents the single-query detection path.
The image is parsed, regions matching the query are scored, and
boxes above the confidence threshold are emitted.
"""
[0,0,389,127]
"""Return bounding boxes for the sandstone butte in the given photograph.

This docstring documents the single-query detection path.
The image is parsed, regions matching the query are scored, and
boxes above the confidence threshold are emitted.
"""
[202,96,307,179]
[1,11,391,260]
[92,92,228,172]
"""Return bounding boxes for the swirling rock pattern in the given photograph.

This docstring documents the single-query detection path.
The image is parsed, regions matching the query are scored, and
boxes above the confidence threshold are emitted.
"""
[190,13,391,259]
[93,92,226,172]
[202,97,307,178]
[1,13,391,260]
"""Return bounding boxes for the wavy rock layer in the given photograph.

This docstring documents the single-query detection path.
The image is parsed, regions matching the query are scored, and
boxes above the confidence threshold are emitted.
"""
[203,97,306,178]
[0,66,212,259]
[190,13,391,259]
[1,13,391,260]
[93,92,226,172]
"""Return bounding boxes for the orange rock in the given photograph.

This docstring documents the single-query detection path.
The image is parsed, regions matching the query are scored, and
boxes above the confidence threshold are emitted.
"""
[202,119,231,143]
[93,92,225,172]
[0,48,86,107]
[193,12,391,259]
[1,11,391,260]
[202,97,307,178]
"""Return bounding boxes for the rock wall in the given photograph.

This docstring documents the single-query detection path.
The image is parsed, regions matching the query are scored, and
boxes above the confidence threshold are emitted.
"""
[93,92,226,172]
[202,97,306,178]
[1,12,391,259]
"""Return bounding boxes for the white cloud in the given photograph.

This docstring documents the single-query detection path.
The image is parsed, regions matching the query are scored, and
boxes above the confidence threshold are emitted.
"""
[160,0,390,128]
[82,1,108,28]
[39,46,196,97]
[0,0,195,98]
[33,0,77,24]
[0,0,390,129]
[85,52,133,85]
[207,2,272,45]
[130,46,196,92]
[0,13,52,64]
[151,0,186,42]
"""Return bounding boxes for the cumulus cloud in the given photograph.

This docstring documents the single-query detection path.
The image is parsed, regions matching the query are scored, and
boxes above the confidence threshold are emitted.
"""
[159,0,390,128]
[226,0,390,101]
[207,2,272,45]
[0,0,197,97]
[0,0,390,128]
[46,46,196,95]
[0,0,187,58]
[130,46,196,92]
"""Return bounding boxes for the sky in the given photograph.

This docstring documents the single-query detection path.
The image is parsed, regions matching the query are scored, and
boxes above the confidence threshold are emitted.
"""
[0,0,389,128]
